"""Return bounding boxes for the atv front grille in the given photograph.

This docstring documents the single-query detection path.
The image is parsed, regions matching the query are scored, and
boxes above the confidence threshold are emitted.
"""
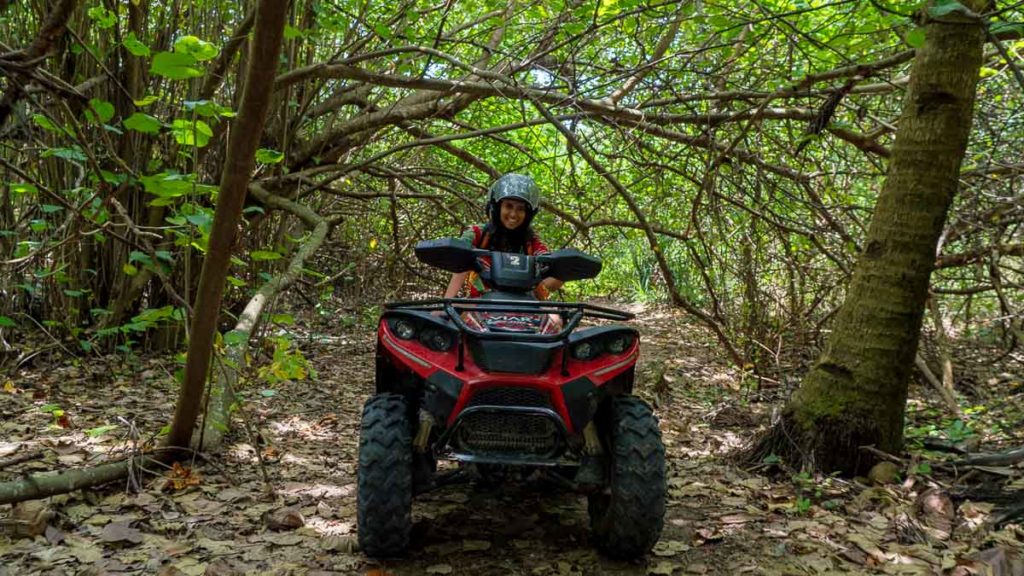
[467,387,551,409]
[453,411,559,455]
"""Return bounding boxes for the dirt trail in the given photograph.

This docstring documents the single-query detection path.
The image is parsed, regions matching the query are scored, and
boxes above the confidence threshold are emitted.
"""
[1,304,1021,575]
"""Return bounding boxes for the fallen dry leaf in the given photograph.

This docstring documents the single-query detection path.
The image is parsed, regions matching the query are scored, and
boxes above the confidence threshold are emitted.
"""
[462,539,491,552]
[647,560,675,575]
[11,500,53,538]
[100,521,143,545]
[265,507,305,531]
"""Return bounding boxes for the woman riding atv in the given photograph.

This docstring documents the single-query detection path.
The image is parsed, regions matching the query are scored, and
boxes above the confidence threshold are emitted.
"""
[443,174,564,327]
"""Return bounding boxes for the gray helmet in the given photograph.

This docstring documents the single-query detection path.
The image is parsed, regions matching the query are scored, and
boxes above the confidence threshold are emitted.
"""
[487,174,541,221]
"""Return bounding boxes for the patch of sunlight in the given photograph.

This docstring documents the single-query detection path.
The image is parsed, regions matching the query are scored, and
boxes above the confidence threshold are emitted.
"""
[278,481,354,498]
[227,442,258,463]
[280,452,310,466]
[304,515,354,537]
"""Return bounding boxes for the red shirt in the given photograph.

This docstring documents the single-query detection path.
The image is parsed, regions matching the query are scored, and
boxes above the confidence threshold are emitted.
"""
[459,224,550,298]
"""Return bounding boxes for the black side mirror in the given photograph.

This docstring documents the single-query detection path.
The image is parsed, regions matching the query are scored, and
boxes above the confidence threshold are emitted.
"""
[415,238,478,273]
[538,249,602,281]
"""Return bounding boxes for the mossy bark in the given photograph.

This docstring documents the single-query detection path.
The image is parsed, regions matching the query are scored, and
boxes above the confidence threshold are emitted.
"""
[753,4,987,475]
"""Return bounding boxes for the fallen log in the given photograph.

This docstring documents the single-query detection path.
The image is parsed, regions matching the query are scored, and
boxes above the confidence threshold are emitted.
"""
[958,446,1024,467]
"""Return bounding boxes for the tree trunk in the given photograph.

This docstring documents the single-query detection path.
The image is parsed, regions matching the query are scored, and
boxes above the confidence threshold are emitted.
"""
[750,2,987,475]
[167,0,288,450]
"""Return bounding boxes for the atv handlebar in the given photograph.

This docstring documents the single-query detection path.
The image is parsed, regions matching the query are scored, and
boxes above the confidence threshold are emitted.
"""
[414,238,602,292]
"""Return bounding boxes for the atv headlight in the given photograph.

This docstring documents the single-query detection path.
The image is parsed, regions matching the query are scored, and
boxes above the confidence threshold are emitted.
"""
[571,341,600,360]
[605,333,633,355]
[392,319,417,340]
[421,328,455,352]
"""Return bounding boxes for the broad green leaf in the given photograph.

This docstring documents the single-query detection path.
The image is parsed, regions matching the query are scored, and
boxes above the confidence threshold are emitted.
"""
[0,316,16,328]
[10,183,38,196]
[224,330,248,346]
[32,114,64,134]
[980,67,998,78]
[284,25,304,40]
[927,0,971,17]
[271,314,295,325]
[151,51,202,80]
[170,119,213,147]
[174,35,219,61]
[128,251,154,265]
[990,22,1024,36]
[250,250,282,261]
[123,263,138,276]
[87,5,116,28]
[122,32,150,57]
[255,149,285,164]
[260,389,277,397]
[41,204,63,214]
[227,276,247,287]
[42,147,88,162]
[87,99,115,123]
[133,95,159,107]
[123,112,162,133]
[141,172,193,198]
[183,100,234,118]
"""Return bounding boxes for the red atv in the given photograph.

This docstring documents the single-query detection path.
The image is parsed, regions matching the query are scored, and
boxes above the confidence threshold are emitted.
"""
[357,238,666,559]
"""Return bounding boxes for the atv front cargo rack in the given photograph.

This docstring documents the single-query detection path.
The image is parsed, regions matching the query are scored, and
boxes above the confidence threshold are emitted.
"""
[385,297,634,343]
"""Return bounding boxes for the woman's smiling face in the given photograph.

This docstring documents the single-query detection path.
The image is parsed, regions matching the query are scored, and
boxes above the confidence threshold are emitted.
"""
[499,198,528,230]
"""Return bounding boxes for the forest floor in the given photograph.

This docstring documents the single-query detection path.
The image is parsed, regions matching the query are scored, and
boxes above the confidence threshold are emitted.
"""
[1,302,1022,576]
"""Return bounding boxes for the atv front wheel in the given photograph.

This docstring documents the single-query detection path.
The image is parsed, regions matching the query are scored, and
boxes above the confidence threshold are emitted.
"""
[357,393,413,557]
[588,395,666,559]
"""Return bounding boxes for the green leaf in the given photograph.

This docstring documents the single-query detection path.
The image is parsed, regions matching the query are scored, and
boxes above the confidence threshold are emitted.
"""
[123,112,162,133]
[183,100,234,118]
[170,119,213,147]
[123,263,138,276]
[41,204,63,214]
[226,276,247,287]
[173,35,219,61]
[86,424,119,437]
[122,32,150,57]
[990,22,1024,36]
[250,250,282,261]
[128,251,154,265]
[43,147,88,162]
[10,183,38,196]
[87,5,116,28]
[224,330,248,346]
[906,28,926,48]
[141,172,193,199]
[150,51,202,80]
[87,99,115,124]
[255,148,285,164]
[32,114,64,134]
[133,95,159,107]
[927,0,972,18]
[271,314,295,325]
[284,25,304,40]
[260,389,277,397]
[0,316,16,328]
